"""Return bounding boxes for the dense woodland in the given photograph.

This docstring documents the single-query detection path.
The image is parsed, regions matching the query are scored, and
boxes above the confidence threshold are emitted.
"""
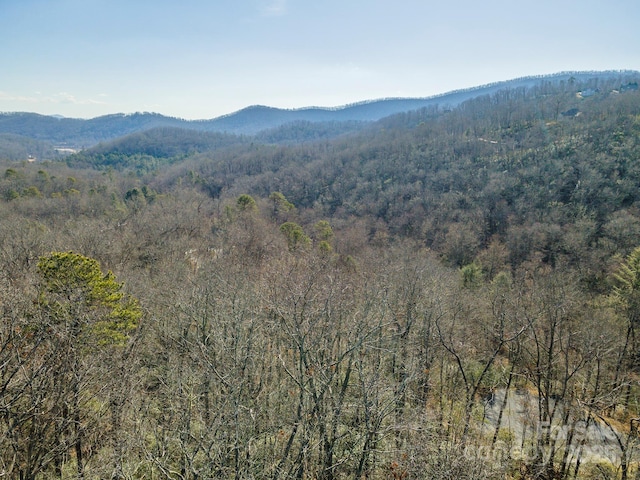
[2,73,640,479]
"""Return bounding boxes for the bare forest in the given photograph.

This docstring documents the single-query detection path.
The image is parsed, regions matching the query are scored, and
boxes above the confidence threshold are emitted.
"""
[2,74,640,479]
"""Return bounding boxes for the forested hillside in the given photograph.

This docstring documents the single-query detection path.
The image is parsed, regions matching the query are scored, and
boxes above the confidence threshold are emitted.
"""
[2,72,640,479]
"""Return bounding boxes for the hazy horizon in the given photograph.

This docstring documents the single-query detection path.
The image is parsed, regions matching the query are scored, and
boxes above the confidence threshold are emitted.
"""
[4,70,639,122]
[2,1,639,120]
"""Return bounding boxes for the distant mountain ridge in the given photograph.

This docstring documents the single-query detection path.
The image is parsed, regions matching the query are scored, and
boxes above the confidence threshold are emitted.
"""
[0,70,638,151]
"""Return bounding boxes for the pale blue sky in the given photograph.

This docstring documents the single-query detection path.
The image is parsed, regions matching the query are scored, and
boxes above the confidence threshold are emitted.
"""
[1,0,638,119]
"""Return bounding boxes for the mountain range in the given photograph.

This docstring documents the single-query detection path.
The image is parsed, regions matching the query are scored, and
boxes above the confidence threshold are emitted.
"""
[1,71,637,158]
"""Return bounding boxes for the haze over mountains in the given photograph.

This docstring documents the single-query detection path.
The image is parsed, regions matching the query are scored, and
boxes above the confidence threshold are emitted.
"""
[1,71,637,156]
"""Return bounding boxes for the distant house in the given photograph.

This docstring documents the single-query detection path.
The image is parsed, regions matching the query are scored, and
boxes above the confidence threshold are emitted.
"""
[561,108,580,118]
[577,88,599,98]
[621,82,639,92]
[54,146,79,154]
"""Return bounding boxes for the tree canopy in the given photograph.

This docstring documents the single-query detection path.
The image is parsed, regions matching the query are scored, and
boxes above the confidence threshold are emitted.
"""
[37,251,141,345]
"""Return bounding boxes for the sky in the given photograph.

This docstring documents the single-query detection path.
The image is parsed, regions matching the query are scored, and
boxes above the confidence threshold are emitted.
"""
[1,0,639,120]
